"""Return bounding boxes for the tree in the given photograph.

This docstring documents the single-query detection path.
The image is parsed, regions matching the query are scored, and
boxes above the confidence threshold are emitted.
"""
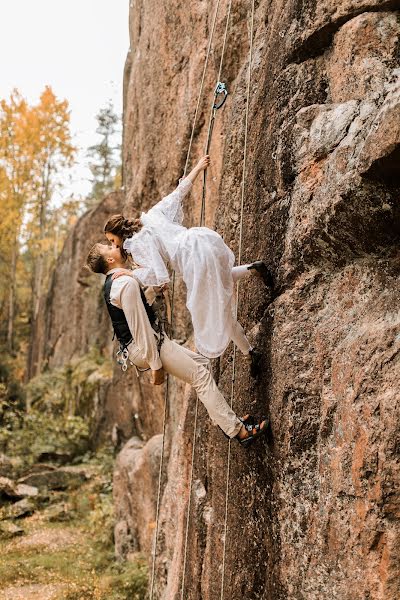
[24,86,76,319]
[0,87,77,358]
[0,91,33,352]
[86,102,121,205]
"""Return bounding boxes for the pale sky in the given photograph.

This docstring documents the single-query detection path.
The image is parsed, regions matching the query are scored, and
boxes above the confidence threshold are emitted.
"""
[0,0,130,200]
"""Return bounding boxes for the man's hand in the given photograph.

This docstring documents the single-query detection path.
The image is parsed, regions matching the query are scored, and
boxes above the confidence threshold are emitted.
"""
[151,367,165,385]
[112,269,133,280]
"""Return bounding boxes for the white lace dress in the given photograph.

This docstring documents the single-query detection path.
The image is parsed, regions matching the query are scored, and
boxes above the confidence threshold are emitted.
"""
[123,178,236,358]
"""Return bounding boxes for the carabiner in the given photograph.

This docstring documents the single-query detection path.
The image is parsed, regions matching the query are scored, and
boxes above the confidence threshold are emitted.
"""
[213,82,228,110]
[116,347,130,372]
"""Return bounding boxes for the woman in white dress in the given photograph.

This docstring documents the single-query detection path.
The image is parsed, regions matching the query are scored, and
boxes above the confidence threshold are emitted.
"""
[104,156,274,376]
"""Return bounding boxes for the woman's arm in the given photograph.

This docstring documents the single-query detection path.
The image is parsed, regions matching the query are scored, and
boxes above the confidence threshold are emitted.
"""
[146,155,210,223]
[185,155,210,184]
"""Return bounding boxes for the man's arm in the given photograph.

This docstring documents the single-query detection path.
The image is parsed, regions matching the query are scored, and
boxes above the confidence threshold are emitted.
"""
[112,276,163,372]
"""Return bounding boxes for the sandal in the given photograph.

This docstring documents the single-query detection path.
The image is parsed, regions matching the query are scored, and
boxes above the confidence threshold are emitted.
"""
[235,414,269,448]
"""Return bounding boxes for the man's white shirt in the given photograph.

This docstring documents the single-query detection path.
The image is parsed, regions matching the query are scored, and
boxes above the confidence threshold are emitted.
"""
[107,269,162,370]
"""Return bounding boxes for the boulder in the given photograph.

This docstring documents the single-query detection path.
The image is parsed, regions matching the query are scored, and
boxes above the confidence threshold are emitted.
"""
[1,498,36,520]
[44,503,73,522]
[0,520,24,539]
[0,476,39,503]
[18,468,86,491]
[113,435,162,559]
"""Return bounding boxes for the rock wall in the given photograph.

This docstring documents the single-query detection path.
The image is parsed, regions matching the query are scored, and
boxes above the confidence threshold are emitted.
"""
[119,1,400,599]
[28,192,123,377]
[29,1,400,598]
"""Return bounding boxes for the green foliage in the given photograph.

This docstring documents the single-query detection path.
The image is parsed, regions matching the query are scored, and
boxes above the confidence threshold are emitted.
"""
[102,557,148,600]
[26,347,112,417]
[86,102,121,207]
[87,486,115,550]
[0,348,112,470]
[0,411,90,470]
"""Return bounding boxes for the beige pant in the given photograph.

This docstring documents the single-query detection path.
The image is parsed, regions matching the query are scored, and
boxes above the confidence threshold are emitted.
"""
[128,336,242,438]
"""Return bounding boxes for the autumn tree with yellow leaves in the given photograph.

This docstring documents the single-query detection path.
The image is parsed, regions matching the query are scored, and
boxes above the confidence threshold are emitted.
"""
[0,87,76,367]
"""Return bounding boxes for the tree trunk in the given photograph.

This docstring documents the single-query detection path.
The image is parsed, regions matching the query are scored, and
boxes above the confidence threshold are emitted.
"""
[7,242,17,352]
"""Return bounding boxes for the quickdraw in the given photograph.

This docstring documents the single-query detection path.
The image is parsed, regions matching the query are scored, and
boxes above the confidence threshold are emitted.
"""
[116,346,132,372]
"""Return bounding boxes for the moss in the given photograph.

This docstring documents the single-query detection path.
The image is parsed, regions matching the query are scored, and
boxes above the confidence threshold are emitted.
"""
[0,411,91,471]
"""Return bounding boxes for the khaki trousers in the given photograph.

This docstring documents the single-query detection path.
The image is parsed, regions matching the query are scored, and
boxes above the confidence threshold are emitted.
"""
[128,336,242,438]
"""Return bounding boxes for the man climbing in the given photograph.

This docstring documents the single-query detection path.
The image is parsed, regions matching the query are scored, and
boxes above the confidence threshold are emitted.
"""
[86,241,268,447]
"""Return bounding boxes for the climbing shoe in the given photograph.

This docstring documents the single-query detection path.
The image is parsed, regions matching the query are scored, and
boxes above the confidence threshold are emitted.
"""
[248,348,262,378]
[248,261,274,289]
[236,414,269,448]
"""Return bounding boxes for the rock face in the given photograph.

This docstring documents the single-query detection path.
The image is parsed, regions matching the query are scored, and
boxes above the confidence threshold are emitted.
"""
[120,1,400,599]
[29,1,399,599]
[113,435,163,559]
[28,192,123,377]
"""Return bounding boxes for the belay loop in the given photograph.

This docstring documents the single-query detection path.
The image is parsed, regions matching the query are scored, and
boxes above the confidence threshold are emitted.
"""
[213,81,228,109]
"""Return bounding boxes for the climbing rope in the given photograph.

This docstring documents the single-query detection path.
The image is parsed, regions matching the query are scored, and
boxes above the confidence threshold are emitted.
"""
[183,0,223,179]
[180,2,233,599]
[220,1,255,598]
[149,1,228,598]
[200,0,233,225]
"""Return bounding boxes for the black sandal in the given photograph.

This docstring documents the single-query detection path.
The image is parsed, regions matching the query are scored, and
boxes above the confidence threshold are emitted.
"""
[235,414,269,448]
[248,261,274,289]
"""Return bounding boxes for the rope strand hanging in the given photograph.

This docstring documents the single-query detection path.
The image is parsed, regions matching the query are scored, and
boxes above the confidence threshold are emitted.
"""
[149,1,229,597]
[220,1,255,598]
[180,1,233,598]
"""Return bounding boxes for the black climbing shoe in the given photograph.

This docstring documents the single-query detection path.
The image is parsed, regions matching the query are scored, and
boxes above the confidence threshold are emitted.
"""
[248,261,274,289]
[248,348,262,378]
[236,414,269,448]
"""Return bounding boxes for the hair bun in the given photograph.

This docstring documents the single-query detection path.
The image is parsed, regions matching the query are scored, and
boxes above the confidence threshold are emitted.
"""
[104,214,142,240]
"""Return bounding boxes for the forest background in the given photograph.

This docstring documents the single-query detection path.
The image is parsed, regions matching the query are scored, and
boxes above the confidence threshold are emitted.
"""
[0,89,121,441]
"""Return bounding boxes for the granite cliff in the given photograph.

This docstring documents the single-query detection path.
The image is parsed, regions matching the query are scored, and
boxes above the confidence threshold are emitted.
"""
[30,1,400,598]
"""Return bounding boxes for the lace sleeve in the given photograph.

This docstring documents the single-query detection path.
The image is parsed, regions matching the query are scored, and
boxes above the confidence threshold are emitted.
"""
[123,231,170,286]
[148,177,192,224]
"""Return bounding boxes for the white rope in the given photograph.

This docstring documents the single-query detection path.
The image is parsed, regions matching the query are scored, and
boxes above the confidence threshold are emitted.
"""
[200,0,233,225]
[149,3,225,599]
[220,1,255,598]
[184,0,222,178]
[180,1,233,598]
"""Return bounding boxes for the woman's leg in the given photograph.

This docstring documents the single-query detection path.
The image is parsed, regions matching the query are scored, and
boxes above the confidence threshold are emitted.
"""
[232,262,274,288]
[231,264,252,282]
